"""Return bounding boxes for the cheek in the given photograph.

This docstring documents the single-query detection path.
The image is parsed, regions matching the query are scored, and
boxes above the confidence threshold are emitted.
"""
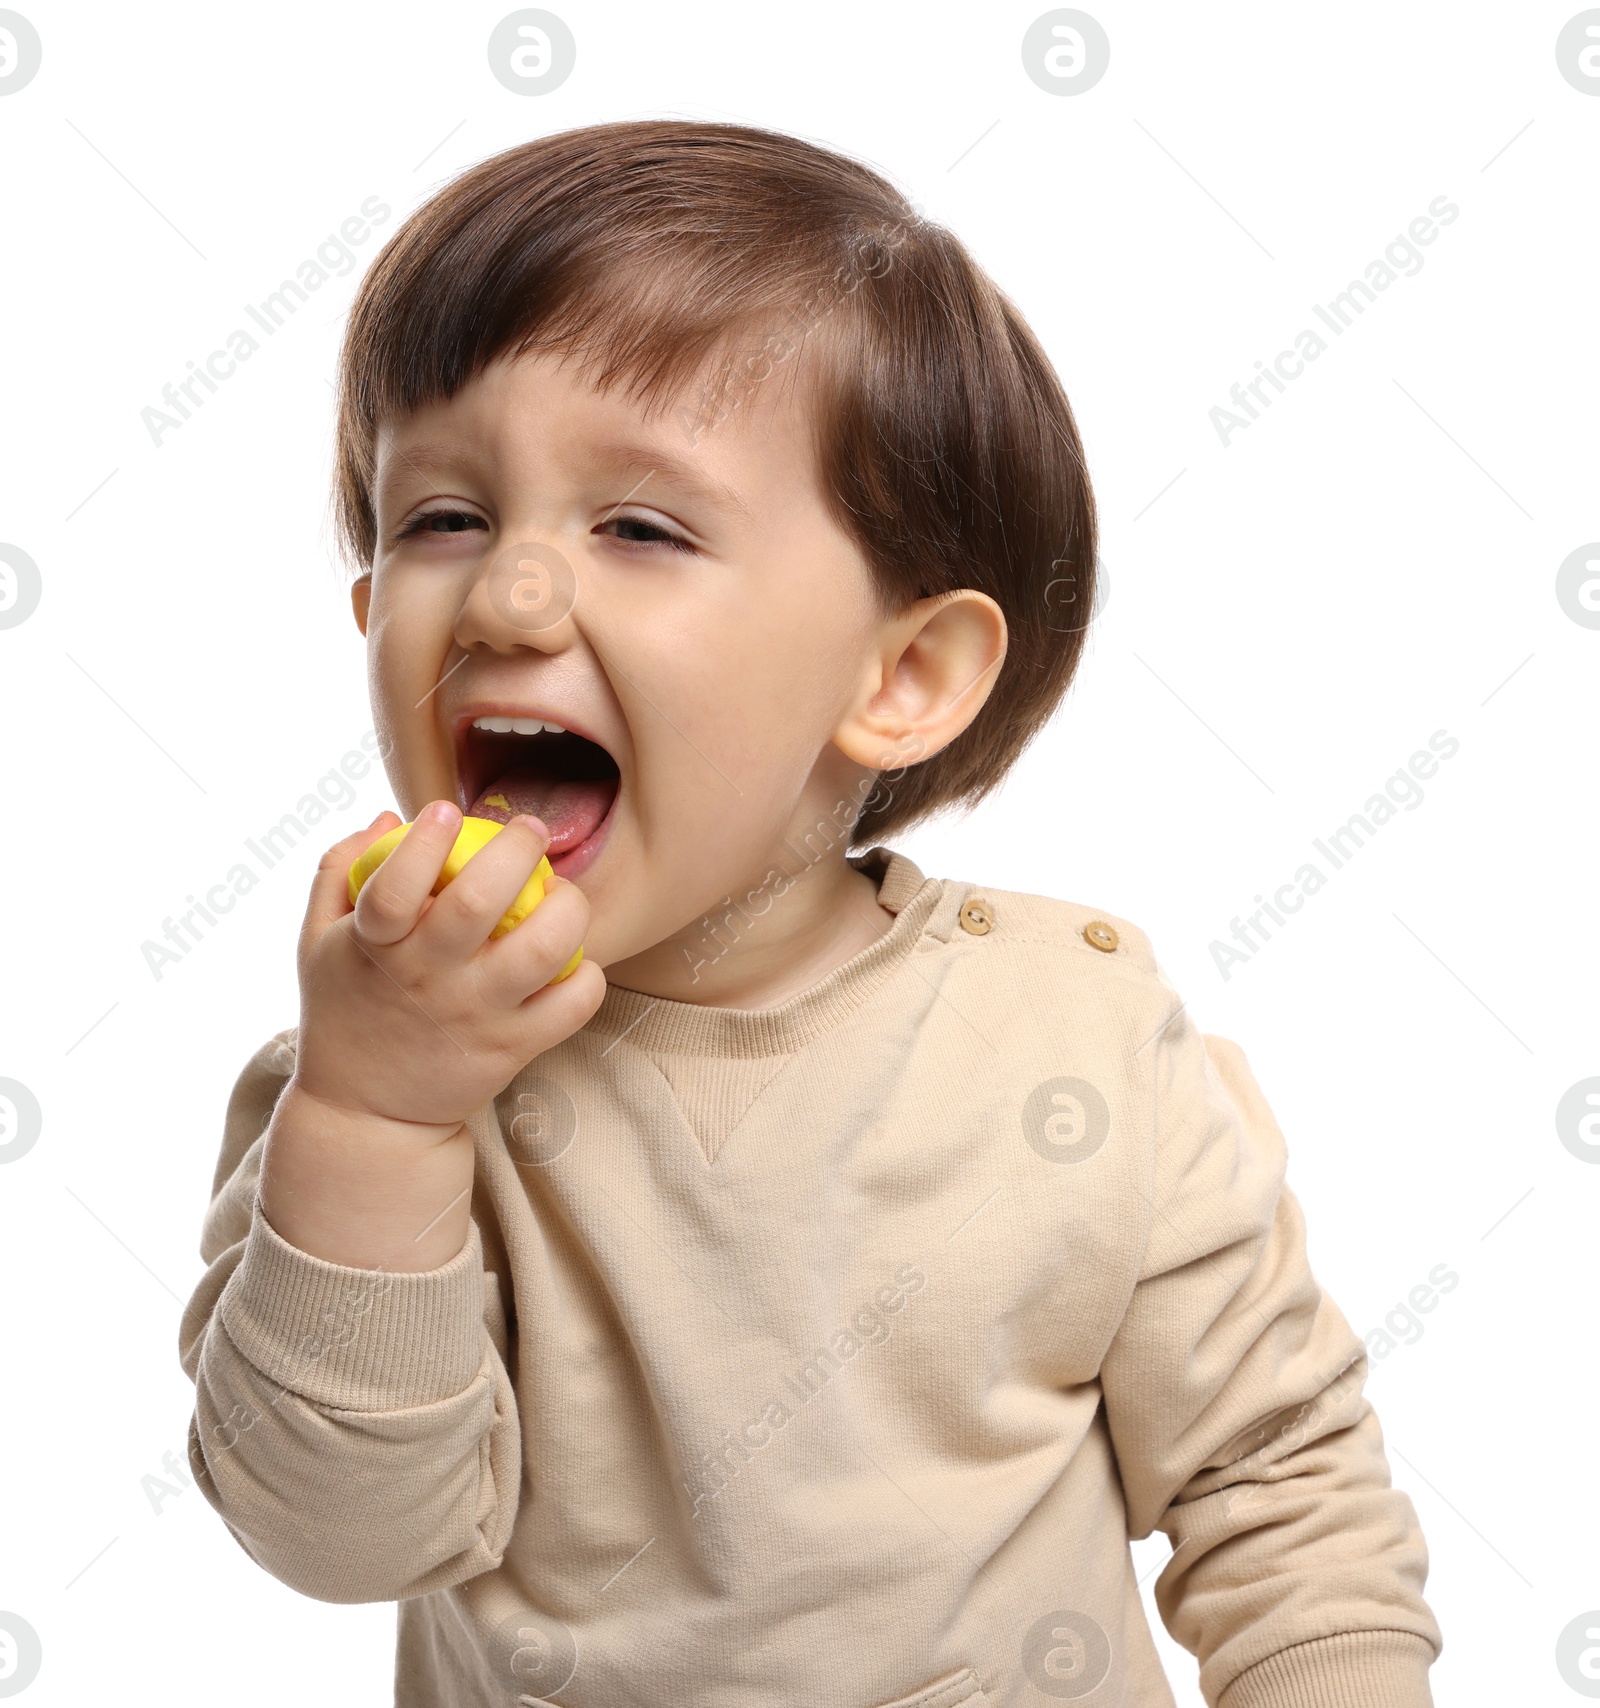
[368,575,457,691]
[620,651,784,823]
[693,621,843,754]
[363,579,461,791]
[668,591,865,778]
[739,554,873,683]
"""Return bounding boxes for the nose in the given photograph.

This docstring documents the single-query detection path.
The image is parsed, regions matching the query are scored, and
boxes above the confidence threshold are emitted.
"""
[454,538,581,655]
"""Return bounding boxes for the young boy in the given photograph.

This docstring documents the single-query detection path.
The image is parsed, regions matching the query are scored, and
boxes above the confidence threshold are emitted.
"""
[180,120,1441,1707]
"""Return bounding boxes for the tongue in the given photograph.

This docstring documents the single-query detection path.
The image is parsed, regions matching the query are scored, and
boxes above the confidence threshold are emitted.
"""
[469,774,616,856]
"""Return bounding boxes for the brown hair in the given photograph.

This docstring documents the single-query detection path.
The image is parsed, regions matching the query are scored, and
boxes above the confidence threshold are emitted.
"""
[333,119,1096,847]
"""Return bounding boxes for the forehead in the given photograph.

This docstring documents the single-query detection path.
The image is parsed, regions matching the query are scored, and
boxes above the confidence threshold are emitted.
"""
[374,342,825,519]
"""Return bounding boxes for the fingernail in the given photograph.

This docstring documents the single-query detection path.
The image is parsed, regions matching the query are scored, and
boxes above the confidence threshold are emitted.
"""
[513,814,549,839]
[426,800,460,826]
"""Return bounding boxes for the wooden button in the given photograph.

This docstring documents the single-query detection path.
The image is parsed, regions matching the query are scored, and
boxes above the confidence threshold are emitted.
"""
[1083,920,1118,953]
[958,898,993,935]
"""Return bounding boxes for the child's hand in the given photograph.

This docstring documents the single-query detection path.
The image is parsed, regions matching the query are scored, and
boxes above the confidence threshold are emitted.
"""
[258,802,603,1272]
[294,802,599,1129]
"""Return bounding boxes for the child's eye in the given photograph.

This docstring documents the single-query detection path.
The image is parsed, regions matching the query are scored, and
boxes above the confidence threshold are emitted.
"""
[396,508,487,539]
[600,514,697,554]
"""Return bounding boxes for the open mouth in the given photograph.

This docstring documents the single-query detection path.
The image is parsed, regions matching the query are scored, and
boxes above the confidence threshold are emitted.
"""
[457,715,621,861]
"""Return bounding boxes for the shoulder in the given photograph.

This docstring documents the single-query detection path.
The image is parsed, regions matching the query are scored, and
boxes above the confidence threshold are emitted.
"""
[939,869,1165,990]
[929,874,1275,1158]
[866,844,1175,1016]
[894,856,1190,1054]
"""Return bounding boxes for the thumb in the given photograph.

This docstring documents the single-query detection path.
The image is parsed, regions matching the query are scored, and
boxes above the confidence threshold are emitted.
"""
[305,810,404,935]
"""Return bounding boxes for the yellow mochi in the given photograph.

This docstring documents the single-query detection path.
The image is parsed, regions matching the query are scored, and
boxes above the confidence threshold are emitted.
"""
[347,816,583,981]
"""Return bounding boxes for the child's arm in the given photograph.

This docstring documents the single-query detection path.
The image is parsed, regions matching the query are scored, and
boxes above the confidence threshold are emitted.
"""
[177,1030,524,1602]
[177,807,600,1602]
[1100,1006,1443,1708]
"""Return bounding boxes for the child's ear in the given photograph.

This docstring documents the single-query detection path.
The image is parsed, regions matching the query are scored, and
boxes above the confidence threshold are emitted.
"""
[351,573,372,637]
[833,589,1008,772]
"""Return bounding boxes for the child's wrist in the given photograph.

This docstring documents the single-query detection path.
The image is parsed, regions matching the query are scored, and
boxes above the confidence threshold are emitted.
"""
[282,1075,468,1145]
[257,1080,476,1272]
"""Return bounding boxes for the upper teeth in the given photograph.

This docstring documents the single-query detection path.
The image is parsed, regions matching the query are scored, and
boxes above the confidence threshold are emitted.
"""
[472,716,567,735]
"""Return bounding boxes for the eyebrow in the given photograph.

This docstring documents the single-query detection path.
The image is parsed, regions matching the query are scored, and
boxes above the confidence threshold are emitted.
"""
[588,441,753,525]
[374,440,467,502]
[375,437,754,526]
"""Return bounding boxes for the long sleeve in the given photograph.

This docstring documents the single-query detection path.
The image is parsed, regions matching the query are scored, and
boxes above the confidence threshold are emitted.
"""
[1099,1005,1442,1707]
[177,1031,523,1604]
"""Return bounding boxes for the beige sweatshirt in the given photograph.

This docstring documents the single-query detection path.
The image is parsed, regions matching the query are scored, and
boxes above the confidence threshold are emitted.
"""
[179,846,1441,1708]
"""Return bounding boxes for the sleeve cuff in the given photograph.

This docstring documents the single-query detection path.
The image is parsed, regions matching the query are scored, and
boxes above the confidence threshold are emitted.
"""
[1218,1631,1436,1708]
[217,1198,488,1411]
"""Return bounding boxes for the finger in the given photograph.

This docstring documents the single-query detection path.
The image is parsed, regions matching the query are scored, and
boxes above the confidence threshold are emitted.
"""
[304,810,404,936]
[353,800,463,947]
[509,952,607,1045]
[418,815,552,957]
[477,872,590,1003]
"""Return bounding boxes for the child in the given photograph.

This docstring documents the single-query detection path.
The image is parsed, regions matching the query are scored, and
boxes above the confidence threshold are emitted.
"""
[180,120,1441,1707]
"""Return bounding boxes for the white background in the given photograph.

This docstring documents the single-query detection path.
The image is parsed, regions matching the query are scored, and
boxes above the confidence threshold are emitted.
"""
[1,2,1596,1703]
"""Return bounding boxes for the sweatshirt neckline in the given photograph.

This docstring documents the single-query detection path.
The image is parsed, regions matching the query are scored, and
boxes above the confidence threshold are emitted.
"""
[582,847,944,1058]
